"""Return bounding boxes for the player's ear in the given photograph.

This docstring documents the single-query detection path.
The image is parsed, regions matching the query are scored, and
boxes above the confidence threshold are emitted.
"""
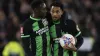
[60,10,63,15]
[50,9,52,14]
[34,8,39,13]
[30,7,34,14]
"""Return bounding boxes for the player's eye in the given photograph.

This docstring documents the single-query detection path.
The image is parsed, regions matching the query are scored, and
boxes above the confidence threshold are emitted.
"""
[56,10,60,13]
[51,10,54,13]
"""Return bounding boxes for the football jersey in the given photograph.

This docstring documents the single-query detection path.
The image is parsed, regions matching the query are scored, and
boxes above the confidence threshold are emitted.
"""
[21,16,51,56]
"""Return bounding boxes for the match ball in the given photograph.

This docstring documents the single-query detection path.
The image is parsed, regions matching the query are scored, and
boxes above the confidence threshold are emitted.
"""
[59,34,76,47]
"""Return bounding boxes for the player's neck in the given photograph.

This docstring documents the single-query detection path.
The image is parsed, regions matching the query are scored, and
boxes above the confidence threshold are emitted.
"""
[31,14,40,19]
[53,19,60,24]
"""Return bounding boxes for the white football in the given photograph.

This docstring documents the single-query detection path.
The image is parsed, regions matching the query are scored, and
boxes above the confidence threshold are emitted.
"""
[59,34,76,47]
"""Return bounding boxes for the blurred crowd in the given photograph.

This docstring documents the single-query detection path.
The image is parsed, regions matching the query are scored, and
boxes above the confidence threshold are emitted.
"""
[0,0,100,56]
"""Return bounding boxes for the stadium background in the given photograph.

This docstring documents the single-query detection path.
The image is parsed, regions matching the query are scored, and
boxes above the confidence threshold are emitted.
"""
[0,0,100,56]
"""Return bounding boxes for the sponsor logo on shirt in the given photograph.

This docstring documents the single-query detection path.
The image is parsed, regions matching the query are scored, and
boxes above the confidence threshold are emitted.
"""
[36,26,49,35]
[42,19,48,26]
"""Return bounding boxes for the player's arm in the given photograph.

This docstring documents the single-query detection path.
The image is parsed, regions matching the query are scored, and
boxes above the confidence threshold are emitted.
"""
[63,20,83,51]
[69,20,84,51]
[21,22,32,56]
[75,30,83,50]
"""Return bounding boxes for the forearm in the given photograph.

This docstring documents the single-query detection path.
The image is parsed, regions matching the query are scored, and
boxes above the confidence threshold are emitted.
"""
[75,35,84,50]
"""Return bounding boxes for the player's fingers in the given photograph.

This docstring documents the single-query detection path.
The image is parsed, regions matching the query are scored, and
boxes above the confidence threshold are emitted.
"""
[70,43,75,48]
[70,43,77,51]
[63,44,70,49]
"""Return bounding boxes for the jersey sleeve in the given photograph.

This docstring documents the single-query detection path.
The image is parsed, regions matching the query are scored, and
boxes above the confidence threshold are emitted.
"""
[66,20,84,50]
[21,21,32,56]
[71,20,83,50]
[67,20,81,37]
[21,24,30,38]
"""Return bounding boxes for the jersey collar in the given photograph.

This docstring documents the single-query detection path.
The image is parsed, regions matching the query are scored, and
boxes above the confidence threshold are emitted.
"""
[53,20,60,24]
[30,16,40,21]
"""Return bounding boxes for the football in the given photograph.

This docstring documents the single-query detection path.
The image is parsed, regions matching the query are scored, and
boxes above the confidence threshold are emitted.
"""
[59,34,76,48]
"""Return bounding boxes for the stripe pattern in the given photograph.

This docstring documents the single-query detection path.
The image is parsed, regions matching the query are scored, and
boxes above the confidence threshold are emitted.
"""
[31,18,51,56]
[50,23,69,56]
[50,23,78,56]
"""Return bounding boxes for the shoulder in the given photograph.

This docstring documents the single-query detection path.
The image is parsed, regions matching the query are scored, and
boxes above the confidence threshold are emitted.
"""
[65,19,76,26]
[22,18,33,27]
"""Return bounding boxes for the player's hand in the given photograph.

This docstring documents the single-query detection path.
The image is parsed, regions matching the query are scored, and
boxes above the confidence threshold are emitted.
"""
[63,43,77,51]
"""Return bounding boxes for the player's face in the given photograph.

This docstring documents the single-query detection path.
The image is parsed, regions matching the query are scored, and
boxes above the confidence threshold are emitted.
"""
[37,3,47,18]
[50,6,63,21]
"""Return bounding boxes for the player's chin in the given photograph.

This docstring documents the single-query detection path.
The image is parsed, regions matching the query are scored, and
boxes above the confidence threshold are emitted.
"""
[53,18,58,21]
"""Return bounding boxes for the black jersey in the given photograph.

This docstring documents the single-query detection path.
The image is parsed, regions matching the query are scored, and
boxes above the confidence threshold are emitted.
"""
[50,18,83,56]
[21,16,51,56]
